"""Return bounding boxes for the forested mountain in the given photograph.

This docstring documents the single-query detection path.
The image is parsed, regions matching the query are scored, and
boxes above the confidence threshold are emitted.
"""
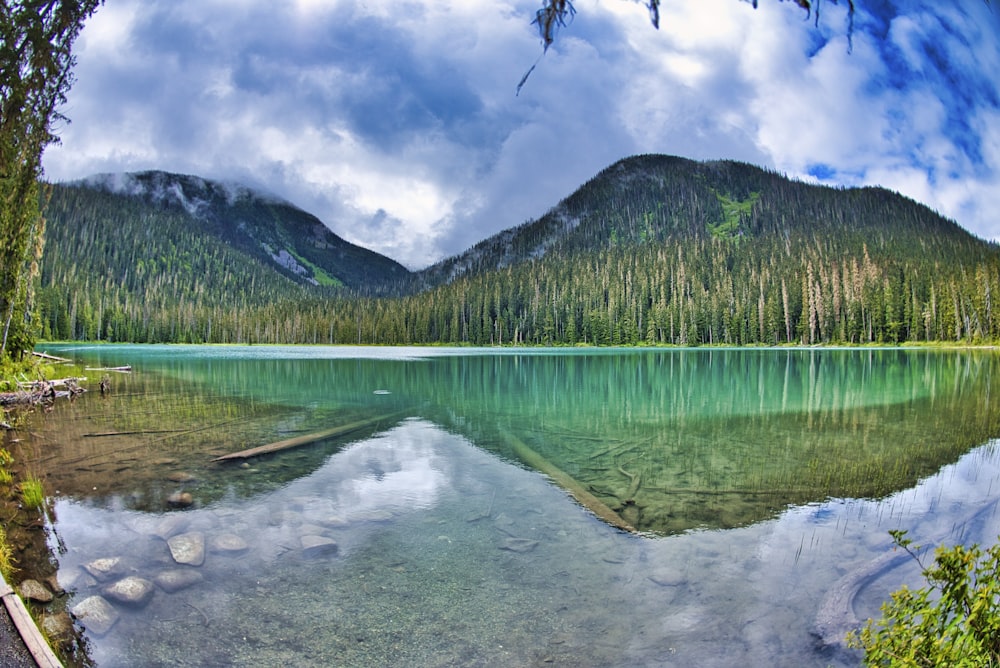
[417,155,987,287]
[36,155,1000,346]
[57,171,409,288]
[38,172,410,341]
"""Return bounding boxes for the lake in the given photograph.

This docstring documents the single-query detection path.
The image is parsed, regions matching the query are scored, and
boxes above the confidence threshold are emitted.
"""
[11,345,1000,667]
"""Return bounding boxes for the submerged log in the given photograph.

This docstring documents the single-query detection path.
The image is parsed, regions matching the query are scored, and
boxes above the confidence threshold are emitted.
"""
[814,497,1000,647]
[501,431,637,534]
[85,366,132,373]
[212,411,409,461]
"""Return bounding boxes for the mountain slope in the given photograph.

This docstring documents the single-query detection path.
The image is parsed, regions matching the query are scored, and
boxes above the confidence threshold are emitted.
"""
[417,155,987,287]
[66,171,411,291]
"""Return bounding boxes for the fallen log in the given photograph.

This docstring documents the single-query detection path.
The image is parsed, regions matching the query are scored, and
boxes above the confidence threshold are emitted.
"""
[32,351,72,363]
[501,430,637,534]
[212,411,409,461]
[85,366,132,373]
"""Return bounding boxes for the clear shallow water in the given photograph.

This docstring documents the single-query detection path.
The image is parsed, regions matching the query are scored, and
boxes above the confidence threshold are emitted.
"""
[18,345,1000,666]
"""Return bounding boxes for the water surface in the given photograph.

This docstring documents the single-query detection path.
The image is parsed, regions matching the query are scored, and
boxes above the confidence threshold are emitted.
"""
[16,345,1000,666]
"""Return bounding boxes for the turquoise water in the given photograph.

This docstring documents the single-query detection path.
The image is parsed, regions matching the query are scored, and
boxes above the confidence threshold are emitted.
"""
[18,345,1000,666]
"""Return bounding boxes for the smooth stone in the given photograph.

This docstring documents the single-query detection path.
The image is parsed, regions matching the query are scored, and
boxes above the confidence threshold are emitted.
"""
[58,568,97,591]
[316,515,350,528]
[151,515,189,540]
[166,472,197,483]
[350,509,393,523]
[648,570,686,587]
[300,535,338,558]
[167,491,194,508]
[41,612,74,644]
[44,574,64,595]
[71,595,119,636]
[209,534,249,555]
[267,510,303,527]
[297,523,328,537]
[83,557,124,582]
[18,579,53,603]
[103,576,155,607]
[500,537,539,553]
[153,569,204,593]
[167,532,206,566]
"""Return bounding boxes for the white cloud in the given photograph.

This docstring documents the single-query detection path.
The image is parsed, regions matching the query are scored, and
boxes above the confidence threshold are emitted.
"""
[42,0,1000,268]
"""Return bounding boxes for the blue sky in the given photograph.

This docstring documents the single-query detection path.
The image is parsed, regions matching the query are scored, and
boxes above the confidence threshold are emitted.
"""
[42,0,1000,269]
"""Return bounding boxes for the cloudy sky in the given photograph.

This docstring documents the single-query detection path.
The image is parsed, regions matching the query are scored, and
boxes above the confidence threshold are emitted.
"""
[42,0,1000,269]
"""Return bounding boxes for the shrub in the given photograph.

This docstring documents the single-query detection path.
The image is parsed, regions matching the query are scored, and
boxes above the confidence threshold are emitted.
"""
[848,529,1000,667]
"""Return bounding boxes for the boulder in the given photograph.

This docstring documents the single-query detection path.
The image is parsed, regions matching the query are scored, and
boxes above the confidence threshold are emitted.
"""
[500,538,539,553]
[103,576,155,607]
[153,569,204,593]
[167,491,194,508]
[300,535,338,559]
[83,557,124,582]
[209,533,249,555]
[18,579,53,603]
[71,595,119,636]
[41,612,75,645]
[167,532,206,566]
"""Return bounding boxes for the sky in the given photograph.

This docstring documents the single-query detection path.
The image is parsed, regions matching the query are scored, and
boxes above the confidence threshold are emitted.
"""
[42,0,1000,270]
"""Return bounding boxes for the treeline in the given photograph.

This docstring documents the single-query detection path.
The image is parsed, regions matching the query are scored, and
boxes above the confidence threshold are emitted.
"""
[34,155,1000,347]
[37,231,1000,346]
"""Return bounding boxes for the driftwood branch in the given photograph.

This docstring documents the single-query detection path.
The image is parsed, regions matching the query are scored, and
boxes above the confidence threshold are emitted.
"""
[213,411,409,461]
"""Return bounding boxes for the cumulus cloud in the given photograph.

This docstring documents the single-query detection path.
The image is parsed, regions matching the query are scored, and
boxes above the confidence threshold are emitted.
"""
[43,0,1000,267]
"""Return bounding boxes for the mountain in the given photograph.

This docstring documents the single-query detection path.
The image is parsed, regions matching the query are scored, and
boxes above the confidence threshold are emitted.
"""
[417,154,988,287]
[36,155,1000,346]
[62,171,410,291]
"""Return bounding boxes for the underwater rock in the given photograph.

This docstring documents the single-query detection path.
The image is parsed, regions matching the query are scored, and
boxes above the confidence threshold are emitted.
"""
[44,574,64,596]
[209,533,249,555]
[151,515,189,540]
[300,535,338,559]
[41,612,74,645]
[18,579,53,603]
[71,595,119,636]
[648,570,686,587]
[166,472,197,483]
[153,569,204,593]
[167,491,194,508]
[83,557,125,582]
[350,509,394,523]
[104,576,155,607]
[267,510,303,527]
[167,532,206,566]
[316,514,350,528]
[500,538,539,553]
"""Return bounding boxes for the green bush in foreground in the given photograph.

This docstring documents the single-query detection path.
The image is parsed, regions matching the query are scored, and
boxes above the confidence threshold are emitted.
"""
[849,530,1000,667]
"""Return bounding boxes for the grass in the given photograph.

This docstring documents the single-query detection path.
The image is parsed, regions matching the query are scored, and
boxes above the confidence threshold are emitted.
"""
[19,476,45,510]
[0,525,15,580]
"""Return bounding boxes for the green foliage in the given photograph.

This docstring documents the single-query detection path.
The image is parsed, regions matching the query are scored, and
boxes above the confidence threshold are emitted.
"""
[707,191,759,243]
[0,524,15,580]
[0,1,103,363]
[849,530,1000,667]
[19,475,44,510]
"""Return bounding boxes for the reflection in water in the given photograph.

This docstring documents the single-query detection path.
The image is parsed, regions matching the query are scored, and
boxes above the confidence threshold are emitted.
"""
[34,346,1000,535]
[11,345,1000,667]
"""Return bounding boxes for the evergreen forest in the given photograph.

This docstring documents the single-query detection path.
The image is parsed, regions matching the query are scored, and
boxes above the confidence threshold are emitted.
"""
[36,155,1000,347]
